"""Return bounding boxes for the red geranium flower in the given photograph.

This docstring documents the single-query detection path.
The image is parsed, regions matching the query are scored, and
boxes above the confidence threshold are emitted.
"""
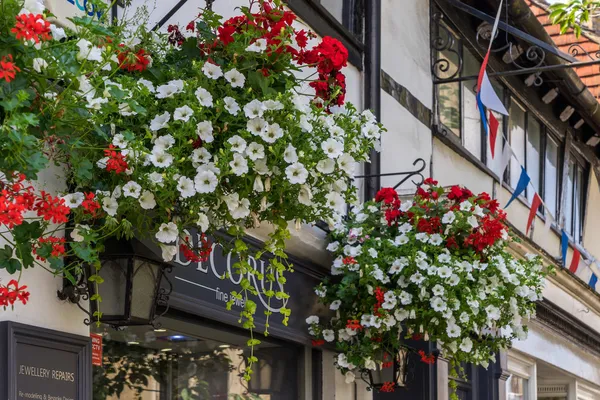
[311,339,325,346]
[380,381,395,392]
[346,319,363,330]
[82,192,101,216]
[375,188,398,204]
[12,14,52,43]
[104,145,128,174]
[0,55,20,83]
[418,350,437,365]
[117,48,152,72]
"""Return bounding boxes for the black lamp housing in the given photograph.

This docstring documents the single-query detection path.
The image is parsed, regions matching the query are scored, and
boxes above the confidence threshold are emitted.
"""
[367,347,411,392]
[58,238,172,328]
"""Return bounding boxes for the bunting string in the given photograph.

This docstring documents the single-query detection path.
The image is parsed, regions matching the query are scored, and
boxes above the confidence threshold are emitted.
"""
[476,0,600,291]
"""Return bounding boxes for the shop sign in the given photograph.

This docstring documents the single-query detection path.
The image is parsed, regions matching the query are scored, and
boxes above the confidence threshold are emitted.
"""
[45,0,107,28]
[90,333,102,367]
[163,230,328,334]
[0,322,92,400]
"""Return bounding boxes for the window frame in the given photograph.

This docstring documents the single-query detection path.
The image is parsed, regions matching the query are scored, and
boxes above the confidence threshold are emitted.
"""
[506,352,537,400]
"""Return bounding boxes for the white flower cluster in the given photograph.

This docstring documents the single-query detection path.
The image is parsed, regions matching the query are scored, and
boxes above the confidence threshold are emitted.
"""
[309,196,547,375]
[86,64,381,259]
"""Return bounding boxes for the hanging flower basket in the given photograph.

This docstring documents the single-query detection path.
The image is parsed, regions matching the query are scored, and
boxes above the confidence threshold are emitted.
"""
[0,0,382,379]
[307,179,551,395]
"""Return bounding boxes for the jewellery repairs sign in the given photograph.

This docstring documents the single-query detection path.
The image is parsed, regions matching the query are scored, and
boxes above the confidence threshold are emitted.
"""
[0,322,91,400]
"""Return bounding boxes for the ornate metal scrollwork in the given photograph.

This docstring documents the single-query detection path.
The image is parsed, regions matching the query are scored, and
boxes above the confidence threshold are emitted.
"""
[152,267,173,329]
[431,11,463,81]
[476,22,510,53]
[57,268,93,326]
[568,43,600,61]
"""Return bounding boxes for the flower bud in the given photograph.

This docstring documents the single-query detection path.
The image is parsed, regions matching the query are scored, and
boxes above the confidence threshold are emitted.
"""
[253,176,264,192]
[260,196,268,211]
[295,219,301,231]
[265,177,271,191]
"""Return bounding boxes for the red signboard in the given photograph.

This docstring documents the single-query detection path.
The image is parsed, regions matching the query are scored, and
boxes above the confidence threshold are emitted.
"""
[90,333,103,367]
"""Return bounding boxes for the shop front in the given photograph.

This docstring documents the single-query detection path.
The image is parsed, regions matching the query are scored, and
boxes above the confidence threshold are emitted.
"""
[89,233,328,400]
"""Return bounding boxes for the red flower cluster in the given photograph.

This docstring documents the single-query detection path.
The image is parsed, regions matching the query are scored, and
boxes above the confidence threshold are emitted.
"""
[81,193,101,216]
[180,234,213,263]
[167,24,185,47]
[117,48,151,72]
[11,14,52,43]
[447,185,474,203]
[346,319,363,330]
[375,188,398,205]
[342,256,357,265]
[373,287,385,315]
[311,339,325,346]
[305,37,348,106]
[380,381,395,393]
[35,191,70,224]
[0,175,69,228]
[418,350,436,365]
[416,217,442,234]
[0,55,20,83]
[0,280,29,308]
[375,188,405,226]
[104,145,128,174]
[34,236,66,261]
[464,212,507,252]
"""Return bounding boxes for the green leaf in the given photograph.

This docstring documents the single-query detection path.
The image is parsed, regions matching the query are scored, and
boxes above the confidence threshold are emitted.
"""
[72,243,96,263]
[12,221,43,243]
[74,158,93,181]
[0,245,21,273]
[248,71,275,96]
[181,38,202,60]
[49,256,64,270]
[15,242,34,269]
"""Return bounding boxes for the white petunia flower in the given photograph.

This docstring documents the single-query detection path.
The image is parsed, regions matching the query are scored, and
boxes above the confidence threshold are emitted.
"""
[70,224,90,242]
[429,233,443,246]
[173,105,194,122]
[155,83,180,99]
[227,135,247,153]
[191,147,212,165]
[285,162,308,184]
[321,138,344,158]
[247,118,267,136]
[195,87,213,107]
[460,337,473,352]
[159,244,178,262]
[156,222,179,243]
[316,158,335,174]
[197,212,210,232]
[123,181,142,198]
[150,112,171,131]
[330,300,341,310]
[32,58,48,73]
[460,200,472,212]
[148,172,164,187]
[230,153,249,176]
[149,150,173,168]
[246,38,268,52]
[389,257,408,274]
[283,144,298,163]
[202,62,223,79]
[177,176,196,198]
[323,329,335,342]
[399,291,412,305]
[139,190,156,210]
[447,274,460,286]
[244,99,265,119]
[261,123,284,143]
[431,296,447,312]
[224,68,245,88]
[102,196,118,216]
[394,234,409,246]
[298,185,313,205]
[138,78,155,92]
[223,96,240,115]
[299,115,313,132]
[438,265,452,279]
[50,24,67,41]
[337,154,355,175]
[468,215,479,228]
[442,211,456,224]
[63,192,85,208]
[195,170,218,193]
[325,192,345,214]
[263,100,283,110]
[246,142,265,160]
[76,39,103,62]
[154,134,175,151]
[446,323,461,338]
[196,121,214,143]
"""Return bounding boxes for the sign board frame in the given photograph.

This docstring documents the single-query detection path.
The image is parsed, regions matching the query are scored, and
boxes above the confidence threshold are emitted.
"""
[0,322,91,400]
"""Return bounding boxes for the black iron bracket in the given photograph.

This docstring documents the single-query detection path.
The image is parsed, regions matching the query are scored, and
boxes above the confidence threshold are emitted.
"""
[354,158,426,190]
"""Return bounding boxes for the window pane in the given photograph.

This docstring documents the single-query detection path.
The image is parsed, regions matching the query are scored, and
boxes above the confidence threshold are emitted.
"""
[462,49,482,159]
[320,0,363,40]
[486,111,505,175]
[526,116,541,203]
[507,375,528,400]
[545,138,559,218]
[575,166,584,243]
[566,160,575,235]
[509,100,526,189]
[92,320,301,400]
[438,83,460,136]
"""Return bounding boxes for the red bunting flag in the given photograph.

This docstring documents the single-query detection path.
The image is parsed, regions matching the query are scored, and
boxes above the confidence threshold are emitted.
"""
[569,248,581,274]
[489,111,499,159]
[526,193,542,235]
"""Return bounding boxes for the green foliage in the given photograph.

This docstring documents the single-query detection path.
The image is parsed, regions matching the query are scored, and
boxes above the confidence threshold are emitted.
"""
[548,0,600,36]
